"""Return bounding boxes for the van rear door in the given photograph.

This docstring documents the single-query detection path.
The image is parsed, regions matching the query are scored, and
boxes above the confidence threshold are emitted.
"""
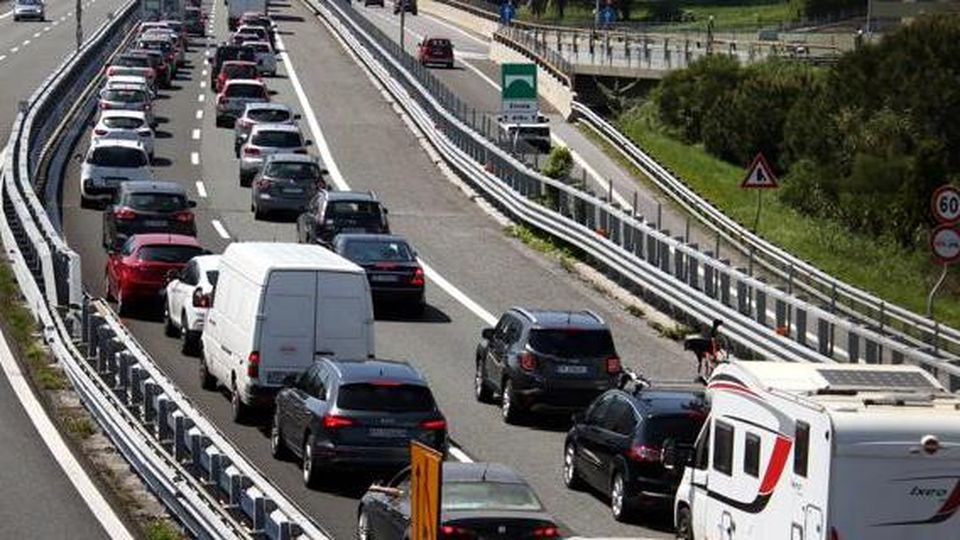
[258,270,317,385]
[316,272,373,359]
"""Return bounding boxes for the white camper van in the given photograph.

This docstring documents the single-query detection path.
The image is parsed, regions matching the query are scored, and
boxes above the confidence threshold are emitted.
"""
[201,243,374,421]
[673,361,960,540]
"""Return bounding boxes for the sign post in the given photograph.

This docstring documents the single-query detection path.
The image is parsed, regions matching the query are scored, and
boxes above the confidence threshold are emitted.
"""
[410,441,442,540]
[927,184,960,317]
[740,153,779,232]
[500,63,538,124]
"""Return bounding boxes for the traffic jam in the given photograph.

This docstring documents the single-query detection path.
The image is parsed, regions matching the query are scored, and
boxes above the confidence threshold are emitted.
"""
[77,2,960,540]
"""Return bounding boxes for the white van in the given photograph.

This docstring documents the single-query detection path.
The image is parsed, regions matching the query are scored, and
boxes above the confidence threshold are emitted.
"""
[200,242,375,421]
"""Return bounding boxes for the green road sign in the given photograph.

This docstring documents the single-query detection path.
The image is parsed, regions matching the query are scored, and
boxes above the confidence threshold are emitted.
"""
[501,63,537,100]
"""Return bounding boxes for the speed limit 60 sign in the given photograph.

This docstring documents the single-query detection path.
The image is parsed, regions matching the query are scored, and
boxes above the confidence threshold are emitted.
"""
[932,185,960,223]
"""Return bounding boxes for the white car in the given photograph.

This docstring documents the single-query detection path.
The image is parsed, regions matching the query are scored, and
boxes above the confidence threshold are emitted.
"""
[99,84,155,127]
[164,255,220,355]
[13,0,44,21]
[80,139,153,206]
[246,41,277,76]
[91,110,155,160]
[106,75,156,99]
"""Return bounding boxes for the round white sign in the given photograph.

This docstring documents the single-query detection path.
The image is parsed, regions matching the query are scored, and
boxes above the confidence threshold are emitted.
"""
[932,185,960,223]
[931,225,960,264]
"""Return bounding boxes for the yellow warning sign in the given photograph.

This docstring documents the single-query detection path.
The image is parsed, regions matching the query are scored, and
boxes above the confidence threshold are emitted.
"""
[410,441,443,540]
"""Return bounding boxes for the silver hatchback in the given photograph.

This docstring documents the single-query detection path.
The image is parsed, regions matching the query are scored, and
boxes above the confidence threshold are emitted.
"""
[238,124,311,186]
[233,103,299,157]
[99,84,155,126]
[251,154,329,219]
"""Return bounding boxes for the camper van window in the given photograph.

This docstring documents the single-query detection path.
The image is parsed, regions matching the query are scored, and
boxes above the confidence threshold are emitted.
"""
[713,420,734,476]
[744,432,761,477]
[601,398,631,433]
[794,421,810,477]
[586,394,613,425]
[611,400,638,436]
[693,426,710,470]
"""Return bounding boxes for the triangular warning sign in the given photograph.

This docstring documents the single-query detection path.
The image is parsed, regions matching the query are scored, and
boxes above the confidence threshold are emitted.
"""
[741,153,779,189]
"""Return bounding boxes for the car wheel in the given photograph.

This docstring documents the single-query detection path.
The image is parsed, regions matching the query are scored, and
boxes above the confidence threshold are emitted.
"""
[271,409,288,459]
[563,441,586,490]
[501,379,522,424]
[302,434,319,488]
[181,313,198,355]
[231,381,247,423]
[675,506,694,540]
[163,301,179,337]
[199,355,216,390]
[474,361,493,403]
[356,508,372,540]
[610,471,633,522]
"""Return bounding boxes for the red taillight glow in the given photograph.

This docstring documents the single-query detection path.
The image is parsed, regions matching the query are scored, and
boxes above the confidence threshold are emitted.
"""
[322,414,356,429]
[606,356,622,374]
[830,527,840,540]
[174,211,194,223]
[440,525,474,538]
[113,207,137,220]
[533,525,560,538]
[247,351,260,378]
[419,418,447,430]
[243,146,260,156]
[94,128,108,136]
[192,288,210,308]
[519,351,537,371]
[627,444,662,463]
[254,179,273,190]
[410,267,425,286]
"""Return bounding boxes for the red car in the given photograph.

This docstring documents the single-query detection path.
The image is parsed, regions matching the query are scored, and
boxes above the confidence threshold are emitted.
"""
[417,37,454,68]
[106,234,206,316]
[216,60,260,93]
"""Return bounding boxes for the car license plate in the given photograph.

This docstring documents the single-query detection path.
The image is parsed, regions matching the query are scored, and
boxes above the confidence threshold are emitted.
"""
[145,220,167,227]
[267,371,288,384]
[283,187,303,194]
[556,365,588,374]
[371,274,399,283]
[369,428,407,438]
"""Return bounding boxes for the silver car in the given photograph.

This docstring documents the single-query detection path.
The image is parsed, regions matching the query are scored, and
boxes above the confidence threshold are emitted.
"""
[91,110,156,160]
[13,0,44,21]
[251,154,329,218]
[215,79,269,127]
[238,124,311,186]
[233,103,299,157]
[99,84,155,126]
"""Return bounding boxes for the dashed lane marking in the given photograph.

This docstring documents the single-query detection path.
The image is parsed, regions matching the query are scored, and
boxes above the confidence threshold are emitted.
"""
[195,181,207,198]
[191,128,200,140]
[195,109,203,120]
[197,94,204,102]
[211,219,230,239]
[190,152,199,165]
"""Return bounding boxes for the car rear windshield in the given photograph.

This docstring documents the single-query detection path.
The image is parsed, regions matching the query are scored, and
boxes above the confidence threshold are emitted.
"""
[115,56,150,68]
[442,482,544,512]
[252,131,302,147]
[139,245,203,263]
[343,239,414,263]
[139,41,171,53]
[336,383,435,412]
[249,43,272,53]
[103,117,145,130]
[528,329,615,358]
[124,193,187,211]
[519,126,550,138]
[265,161,319,179]
[328,201,383,227]
[223,63,258,78]
[249,109,291,123]
[226,84,266,98]
[103,89,148,103]
[89,147,148,167]
[642,415,705,445]
[428,39,451,50]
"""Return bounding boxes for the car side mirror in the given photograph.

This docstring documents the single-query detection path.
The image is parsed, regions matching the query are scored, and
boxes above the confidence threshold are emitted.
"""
[481,327,494,340]
[188,200,197,208]
[293,113,302,120]
[305,140,313,146]
[571,411,585,424]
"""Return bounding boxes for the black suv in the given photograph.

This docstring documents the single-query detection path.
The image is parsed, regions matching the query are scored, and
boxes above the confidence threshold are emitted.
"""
[296,191,390,246]
[474,308,623,424]
[102,181,197,250]
[271,358,448,487]
[563,379,708,522]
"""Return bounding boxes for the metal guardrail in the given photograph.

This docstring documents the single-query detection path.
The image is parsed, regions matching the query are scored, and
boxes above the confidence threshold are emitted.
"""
[0,3,332,539]
[307,0,960,391]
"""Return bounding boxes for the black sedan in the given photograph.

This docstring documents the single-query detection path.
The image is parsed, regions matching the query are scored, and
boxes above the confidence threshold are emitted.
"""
[332,234,425,316]
[358,462,562,539]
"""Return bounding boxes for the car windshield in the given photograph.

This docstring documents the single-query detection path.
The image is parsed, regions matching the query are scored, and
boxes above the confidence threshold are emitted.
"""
[89,146,147,167]
[103,117,145,130]
[138,245,203,263]
[266,161,319,179]
[103,89,148,103]
[336,383,435,412]
[206,270,219,286]
[643,415,706,444]
[139,41,171,53]
[343,239,414,263]
[528,329,616,358]
[223,63,258,78]
[518,126,550,138]
[249,109,291,123]
[19,0,41,5]
[253,131,302,147]
[226,84,266,98]
[442,482,544,512]
[124,193,187,211]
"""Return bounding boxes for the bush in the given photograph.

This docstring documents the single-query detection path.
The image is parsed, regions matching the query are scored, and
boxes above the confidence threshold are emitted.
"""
[653,54,743,143]
[542,145,574,179]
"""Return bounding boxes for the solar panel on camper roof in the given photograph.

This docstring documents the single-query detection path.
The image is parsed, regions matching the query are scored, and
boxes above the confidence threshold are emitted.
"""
[818,368,937,390]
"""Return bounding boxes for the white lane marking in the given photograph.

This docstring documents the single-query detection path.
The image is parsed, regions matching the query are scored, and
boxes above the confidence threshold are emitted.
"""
[52,20,59,26]
[278,31,498,326]
[448,446,473,463]
[0,331,135,540]
[195,109,203,119]
[60,15,66,21]
[0,9,12,19]
[201,68,208,76]
[211,219,230,239]
[191,128,201,140]
[0,55,6,62]
[22,40,30,46]
[422,13,489,46]
[197,94,205,103]
[459,58,499,89]
[11,47,19,53]
[33,32,41,38]
[190,152,199,165]
[195,181,207,198]
[199,80,206,88]
[43,26,51,32]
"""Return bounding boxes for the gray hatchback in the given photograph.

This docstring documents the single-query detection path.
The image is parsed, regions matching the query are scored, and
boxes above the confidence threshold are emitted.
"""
[251,154,329,219]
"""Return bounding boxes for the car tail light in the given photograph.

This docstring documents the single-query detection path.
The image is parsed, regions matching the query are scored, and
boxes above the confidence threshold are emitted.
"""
[322,414,356,429]
[606,356,622,374]
[410,267,425,286]
[174,211,194,223]
[627,444,662,463]
[254,178,273,190]
[99,102,110,110]
[532,525,560,538]
[144,103,152,111]
[519,351,537,371]
[830,528,840,540]
[192,288,211,308]
[147,68,155,79]
[107,67,117,76]
[419,418,446,430]
[243,146,260,156]
[440,525,475,539]
[94,128,108,136]
[247,351,260,378]
[113,207,137,220]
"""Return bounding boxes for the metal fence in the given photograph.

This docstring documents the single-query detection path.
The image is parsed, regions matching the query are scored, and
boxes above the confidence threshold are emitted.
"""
[307,0,960,391]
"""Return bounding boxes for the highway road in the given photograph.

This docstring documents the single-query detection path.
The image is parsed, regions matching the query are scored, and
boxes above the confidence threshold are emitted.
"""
[0,0,131,537]
[59,0,693,537]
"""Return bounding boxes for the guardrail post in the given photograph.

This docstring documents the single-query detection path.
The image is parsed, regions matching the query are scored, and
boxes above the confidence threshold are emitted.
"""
[143,380,159,424]
[673,237,685,280]
[817,318,831,357]
[718,261,731,306]
[775,288,787,333]
[268,510,297,540]
[92,324,114,363]
[736,272,750,316]
[864,338,878,364]
[703,255,715,298]
[686,245,699,290]
[188,427,210,469]
[173,412,192,462]
[221,465,249,507]
[242,486,267,532]
[129,365,145,414]
[755,278,767,326]
[116,351,133,395]
[847,330,860,363]
[658,232,671,274]
[795,305,808,347]
[157,396,174,442]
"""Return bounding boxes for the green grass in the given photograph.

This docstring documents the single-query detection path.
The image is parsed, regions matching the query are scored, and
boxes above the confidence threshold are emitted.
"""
[514,1,797,31]
[607,118,960,327]
[144,519,184,540]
